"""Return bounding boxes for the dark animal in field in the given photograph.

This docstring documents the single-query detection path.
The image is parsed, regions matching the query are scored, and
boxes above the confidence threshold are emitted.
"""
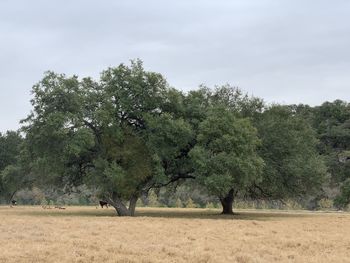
[99,201,108,208]
[11,200,17,207]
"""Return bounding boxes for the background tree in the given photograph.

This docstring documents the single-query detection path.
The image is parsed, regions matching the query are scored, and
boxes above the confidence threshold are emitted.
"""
[309,100,350,207]
[253,105,327,201]
[0,131,31,203]
[190,107,264,214]
[0,131,22,170]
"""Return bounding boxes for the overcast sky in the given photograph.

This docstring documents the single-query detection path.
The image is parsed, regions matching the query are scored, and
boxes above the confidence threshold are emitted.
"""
[1,0,350,132]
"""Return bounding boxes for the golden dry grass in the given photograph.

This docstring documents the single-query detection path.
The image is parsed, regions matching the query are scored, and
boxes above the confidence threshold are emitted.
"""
[0,206,349,263]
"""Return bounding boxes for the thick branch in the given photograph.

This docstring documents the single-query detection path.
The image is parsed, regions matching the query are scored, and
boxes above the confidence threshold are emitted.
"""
[149,174,196,191]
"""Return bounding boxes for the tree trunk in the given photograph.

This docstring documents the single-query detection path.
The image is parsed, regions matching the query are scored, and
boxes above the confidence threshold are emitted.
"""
[220,189,234,215]
[108,195,138,216]
[7,190,17,206]
[128,195,138,216]
[114,203,131,216]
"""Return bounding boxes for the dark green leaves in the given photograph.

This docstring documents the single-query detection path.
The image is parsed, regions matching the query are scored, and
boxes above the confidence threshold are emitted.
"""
[256,105,327,199]
[190,107,264,198]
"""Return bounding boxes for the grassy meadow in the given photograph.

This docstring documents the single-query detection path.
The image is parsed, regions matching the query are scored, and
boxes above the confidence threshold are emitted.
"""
[0,206,349,262]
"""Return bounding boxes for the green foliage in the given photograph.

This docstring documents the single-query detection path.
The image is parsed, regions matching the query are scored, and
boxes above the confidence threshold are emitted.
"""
[312,100,350,148]
[255,105,327,199]
[0,131,32,203]
[190,106,264,198]
[211,85,264,118]
[1,165,22,196]
[334,179,350,208]
[23,60,184,215]
[88,132,153,200]
[309,101,350,202]
[19,60,338,214]
[0,131,22,171]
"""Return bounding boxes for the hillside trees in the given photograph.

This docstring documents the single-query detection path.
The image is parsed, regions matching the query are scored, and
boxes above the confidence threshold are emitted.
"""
[0,131,32,203]
[254,105,327,201]
[310,101,350,207]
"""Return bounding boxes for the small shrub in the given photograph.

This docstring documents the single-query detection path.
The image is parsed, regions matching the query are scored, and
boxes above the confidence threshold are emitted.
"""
[206,202,215,209]
[284,199,303,210]
[318,198,333,210]
[185,198,196,208]
[175,198,183,208]
[148,190,159,207]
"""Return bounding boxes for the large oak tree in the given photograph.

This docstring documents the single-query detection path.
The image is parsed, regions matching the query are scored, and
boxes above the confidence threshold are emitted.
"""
[23,60,193,216]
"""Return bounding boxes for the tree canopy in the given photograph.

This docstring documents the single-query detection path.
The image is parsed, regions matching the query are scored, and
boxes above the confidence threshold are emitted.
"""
[0,131,32,203]
[255,105,327,200]
[190,106,264,214]
[22,60,196,215]
[2,59,339,215]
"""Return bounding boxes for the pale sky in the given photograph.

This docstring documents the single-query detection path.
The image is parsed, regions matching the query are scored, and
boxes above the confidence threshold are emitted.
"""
[1,0,350,132]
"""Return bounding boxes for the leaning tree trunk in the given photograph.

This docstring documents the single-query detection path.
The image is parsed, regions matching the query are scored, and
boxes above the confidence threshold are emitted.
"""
[220,188,234,215]
[108,195,138,216]
[7,190,17,206]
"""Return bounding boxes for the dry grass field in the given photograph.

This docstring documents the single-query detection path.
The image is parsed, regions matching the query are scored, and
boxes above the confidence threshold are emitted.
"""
[0,206,349,263]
